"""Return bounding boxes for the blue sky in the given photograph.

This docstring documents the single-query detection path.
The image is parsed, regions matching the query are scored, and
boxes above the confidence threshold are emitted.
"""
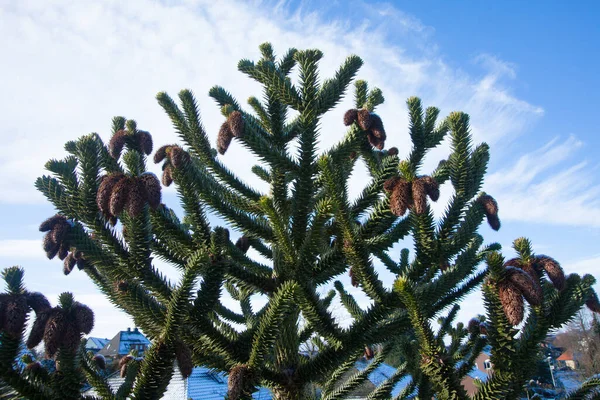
[0,0,599,338]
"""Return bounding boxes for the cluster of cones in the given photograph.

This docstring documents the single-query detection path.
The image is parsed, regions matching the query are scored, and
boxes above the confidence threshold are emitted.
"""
[383,176,439,216]
[96,172,162,221]
[0,292,49,339]
[154,145,190,187]
[343,108,386,149]
[217,111,245,155]
[108,129,153,159]
[40,215,87,274]
[25,297,94,358]
[467,318,488,336]
[497,255,565,325]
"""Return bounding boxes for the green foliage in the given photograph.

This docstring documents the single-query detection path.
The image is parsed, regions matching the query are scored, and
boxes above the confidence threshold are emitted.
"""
[1,42,597,400]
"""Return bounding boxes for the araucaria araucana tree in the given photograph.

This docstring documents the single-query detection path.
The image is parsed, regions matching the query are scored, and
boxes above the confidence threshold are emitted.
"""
[2,43,599,399]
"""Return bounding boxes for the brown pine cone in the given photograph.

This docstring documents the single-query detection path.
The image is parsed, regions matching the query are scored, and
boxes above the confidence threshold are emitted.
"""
[343,109,358,126]
[534,255,565,291]
[217,122,234,155]
[390,180,411,216]
[505,266,542,306]
[136,130,153,155]
[228,111,245,138]
[477,194,501,231]
[109,129,128,159]
[140,173,162,209]
[109,176,131,216]
[357,109,372,130]
[498,281,524,326]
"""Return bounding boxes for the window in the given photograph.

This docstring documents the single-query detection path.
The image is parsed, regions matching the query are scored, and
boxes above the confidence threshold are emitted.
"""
[483,359,492,370]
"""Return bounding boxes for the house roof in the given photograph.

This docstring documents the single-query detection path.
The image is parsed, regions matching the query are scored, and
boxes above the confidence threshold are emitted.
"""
[354,359,414,397]
[85,337,110,351]
[86,365,272,399]
[97,328,150,357]
[557,350,575,361]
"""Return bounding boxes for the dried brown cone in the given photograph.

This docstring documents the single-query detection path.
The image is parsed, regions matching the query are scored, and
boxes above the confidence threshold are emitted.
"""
[4,296,28,338]
[390,180,411,216]
[467,318,481,334]
[136,130,153,155]
[125,178,148,217]
[343,109,358,126]
[97,173,126,217]
[505,267,543,306]
[228,111,245,138]
[120,364,128,378]
[535,255,566,291]
[43,311,66,358]
[364,346,374,360]
[420,176,440,202]
[586,292,600,313]
[26,292,51,314]
[140,173,161,209]
[369,114,386,140]
[109,129,128,159]
[217,122,234,155]
[383,177,401,193]
[43,234,60,259]
[93,354,106,370]
[228,364,252,400]
[162,166,174,187]
[498,281,525,326]
[50,222,69,249]
[477,194,501,231]
[235,236,250,254]
[505,258,539,281]
[170,146,190,169]
[63,253,76,275]
[175,341,193,379]
[154,144,172,163]
[109,176,132,216]
[26,311,50,349]
[411,179,428,214]
[367,132,384,150]
[119,354,134,369]
[73,302,94,334]
[57,243,69,261]
[39,214,66,232]
[387,147,398,156]
[479,322,489,335]
[357,109,372,130]
[60,321,82,354]
[349,151,357,160]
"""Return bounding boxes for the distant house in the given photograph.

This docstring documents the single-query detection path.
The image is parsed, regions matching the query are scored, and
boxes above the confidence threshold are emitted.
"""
[557,350,579,370]
[86,365,273,399]
[85,337,110,354]
[459,346,493,396]
[97,327,150,361]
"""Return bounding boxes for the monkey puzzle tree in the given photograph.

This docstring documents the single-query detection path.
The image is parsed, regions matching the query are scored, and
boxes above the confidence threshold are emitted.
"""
[1,43,597,399]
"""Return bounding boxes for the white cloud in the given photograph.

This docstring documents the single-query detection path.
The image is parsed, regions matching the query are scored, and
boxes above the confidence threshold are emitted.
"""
[486,136,600,227]
[1,0,543,207]
[0,240,44,259]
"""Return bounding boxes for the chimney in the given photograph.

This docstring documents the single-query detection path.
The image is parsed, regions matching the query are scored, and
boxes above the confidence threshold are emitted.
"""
[127,328,131,332]
[134,327,139,333]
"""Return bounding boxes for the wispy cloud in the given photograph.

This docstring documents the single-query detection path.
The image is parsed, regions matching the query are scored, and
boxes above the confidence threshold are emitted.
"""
[1,0,543,207]
[486,136,600,227]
